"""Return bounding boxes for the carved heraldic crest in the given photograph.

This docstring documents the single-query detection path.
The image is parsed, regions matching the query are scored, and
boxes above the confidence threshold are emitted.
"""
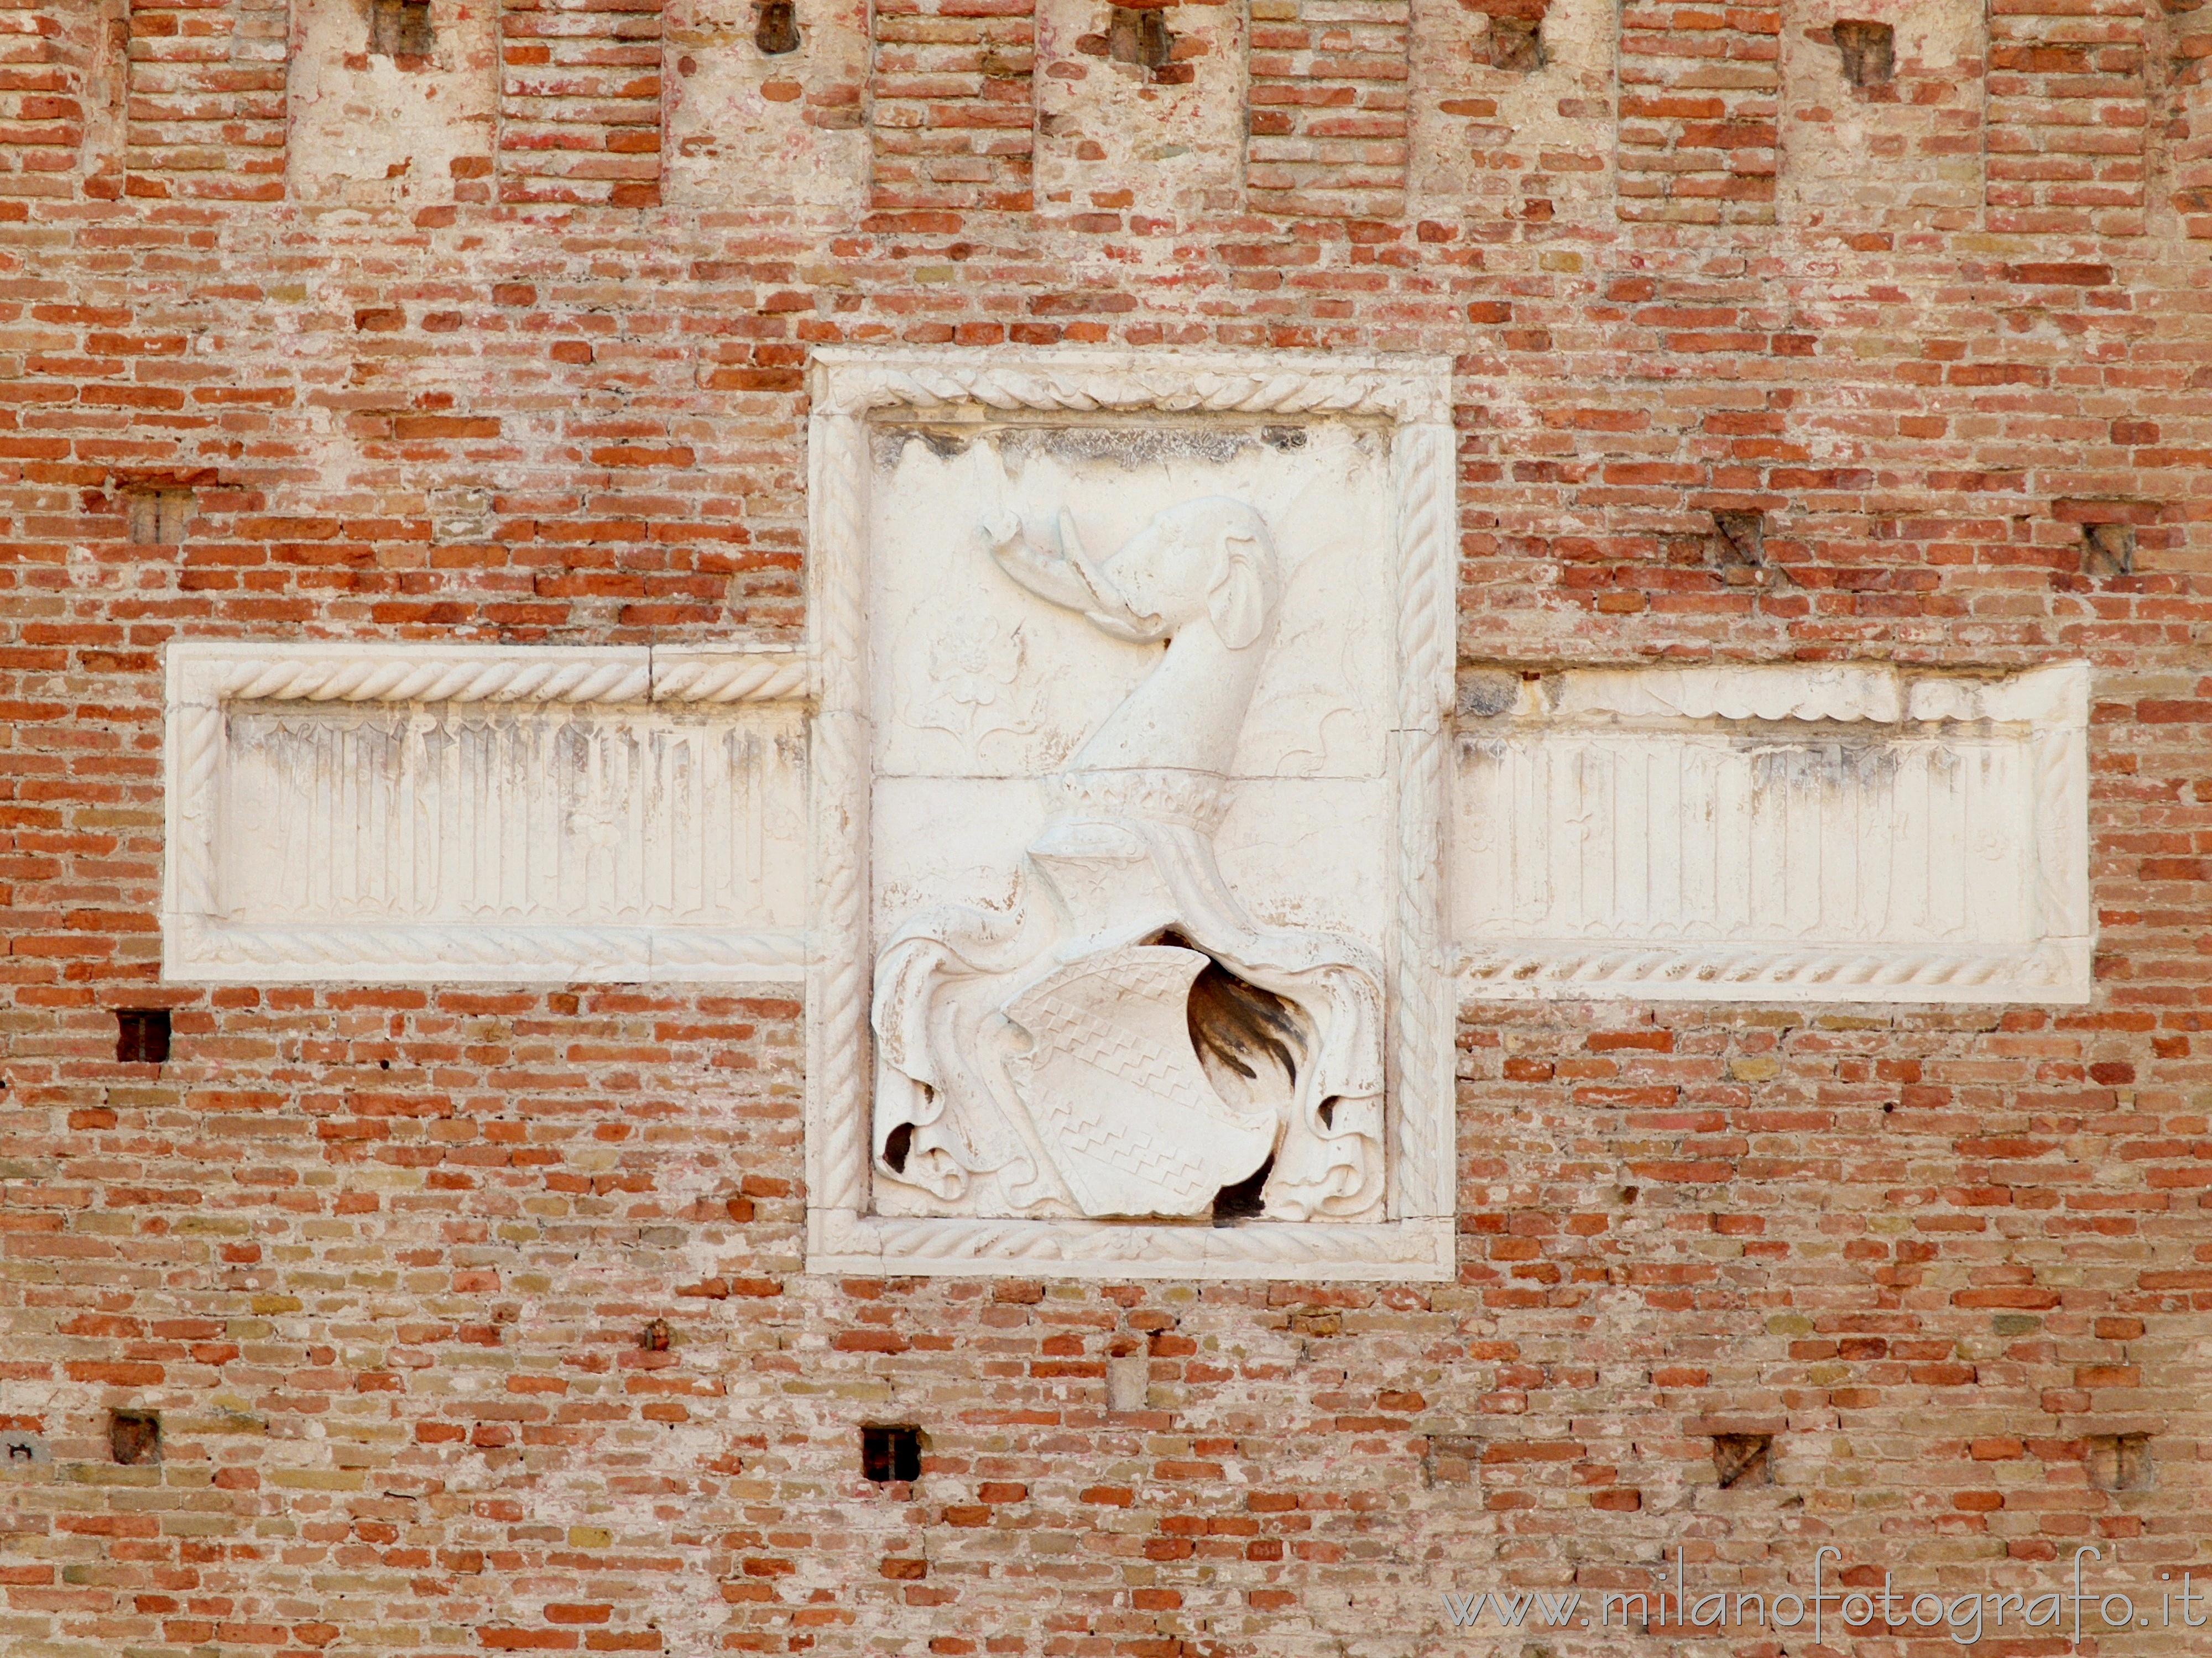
[870,496,1387,1221]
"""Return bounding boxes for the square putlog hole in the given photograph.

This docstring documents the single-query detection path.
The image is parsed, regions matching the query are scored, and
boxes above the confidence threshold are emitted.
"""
[2088,1432,2152,1492]
[371,0,435,58]
[126,488,194,546]
[1487,15,1543,71]
[755,0,800,54]
[862,1424,922,1483]
[109,1410,161,1466]
[115,1008,171,1065]
[1830,19,1895,87]
[1107,6,1174,69]
[1712,1433,1771,1489]
[2083,522,2136,577]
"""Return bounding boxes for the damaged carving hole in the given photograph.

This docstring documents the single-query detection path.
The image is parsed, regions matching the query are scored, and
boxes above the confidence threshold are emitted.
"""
[1107,4,1174,70]
[1712,1432,1772,1489]
[1166,933,1304,1092]
[1163,931,1311,1223]
[881,1121,914,1175]
[1212,1154,1273,1226]
[755,0,801,55]
[369,0,434,60]
[1263,425,1308,451]
[862,1424,922,1483]
[1486,14,1544,71]
[109,1410,160,1466]
[2083,522,2135,577]
[1830,19,1894,87]
[115,1008,170,1065]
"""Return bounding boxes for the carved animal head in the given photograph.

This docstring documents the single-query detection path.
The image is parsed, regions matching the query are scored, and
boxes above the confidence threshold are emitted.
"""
[1073,497,1280,650]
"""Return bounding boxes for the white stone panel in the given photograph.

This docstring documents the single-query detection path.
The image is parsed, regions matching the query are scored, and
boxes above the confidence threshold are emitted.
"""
[1452,663,2091,1002]
[164,645,808,985]
[804,346,1458,1280]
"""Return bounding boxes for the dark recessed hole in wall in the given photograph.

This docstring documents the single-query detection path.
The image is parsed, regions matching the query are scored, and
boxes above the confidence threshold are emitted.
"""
[1710,509,1766,569]
[2088,1432,2151,1491]
[2083,522,2135,577]
[1212,1154,1274,1226]
[370,0,435,59]
[755,0,801,55]
[109,1410,161,1466]
[126,488,194,546]
[1830,19,1894,87]
[862,1424,922,1483]
[1263,425,1307,451]
[1712,1432,1771,1488]
[1422,1433,1483,1487]
[116,1008,170,1065]
[1107,5,1174,70]
[639,1318,673,1352]
[1487,15,1543,71]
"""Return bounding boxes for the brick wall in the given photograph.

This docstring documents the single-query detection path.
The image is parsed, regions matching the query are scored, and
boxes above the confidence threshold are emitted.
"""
[1247,0,1410,216]
[498,0,666,206]
[1616,0,1780,225]
[0,1,99,209]
[123,0,286,200]
[870,0,1036,211]
[2,2,2211,1654]
[1986,0,2147,236]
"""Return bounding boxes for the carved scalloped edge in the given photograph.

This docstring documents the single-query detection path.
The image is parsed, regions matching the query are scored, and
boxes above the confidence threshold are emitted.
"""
[808,346,1454,427]
[1389,419,1457,1221]
[808,1210,1454,1282]
[168,643,804,708]
[1474,661,2091,728]
[168,920,807,985]
[1457,939,2093,1003]
[804,346,1459,1277]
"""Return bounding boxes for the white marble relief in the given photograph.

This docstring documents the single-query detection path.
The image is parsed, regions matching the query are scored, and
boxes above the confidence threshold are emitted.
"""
[163,645,808,984]
[1451,663,2091,1002]
[804,346,1458,1280]
[871,495,1388,1225]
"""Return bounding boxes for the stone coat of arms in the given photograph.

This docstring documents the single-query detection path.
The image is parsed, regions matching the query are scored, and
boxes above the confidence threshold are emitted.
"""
[870,496,1387,1222]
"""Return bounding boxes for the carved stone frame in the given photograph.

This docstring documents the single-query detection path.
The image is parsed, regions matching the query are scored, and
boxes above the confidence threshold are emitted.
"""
[162,642,809,984]
[803,346,1458,1280]
[1451,661,2094,1003]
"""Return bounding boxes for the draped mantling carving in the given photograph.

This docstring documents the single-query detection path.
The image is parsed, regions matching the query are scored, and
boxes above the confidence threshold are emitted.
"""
[804,347,1457,1281]
[872,499,1387,1225]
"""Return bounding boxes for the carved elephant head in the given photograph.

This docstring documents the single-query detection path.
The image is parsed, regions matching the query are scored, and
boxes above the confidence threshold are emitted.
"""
[1066,496,1281,650]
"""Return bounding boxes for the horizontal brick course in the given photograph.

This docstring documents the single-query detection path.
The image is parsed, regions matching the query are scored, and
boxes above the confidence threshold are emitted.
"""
[499,0,665,207]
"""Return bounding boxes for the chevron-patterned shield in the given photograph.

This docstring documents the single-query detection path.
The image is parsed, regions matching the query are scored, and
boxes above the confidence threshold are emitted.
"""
[1005,943,1277,1218]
